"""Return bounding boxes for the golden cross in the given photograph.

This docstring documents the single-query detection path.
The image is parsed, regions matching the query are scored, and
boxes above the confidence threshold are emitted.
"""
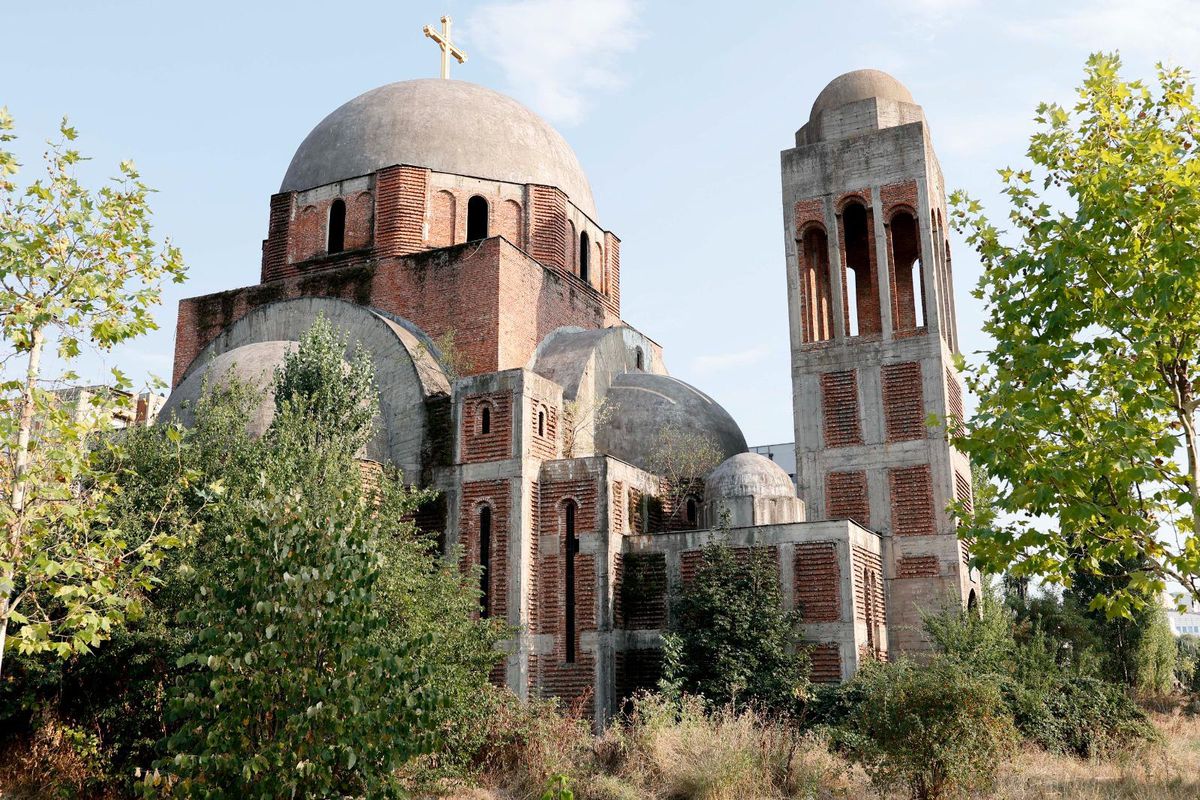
[423,15,467,79]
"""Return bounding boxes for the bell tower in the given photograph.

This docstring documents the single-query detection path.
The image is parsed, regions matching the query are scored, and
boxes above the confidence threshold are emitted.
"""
[781,70,980,652]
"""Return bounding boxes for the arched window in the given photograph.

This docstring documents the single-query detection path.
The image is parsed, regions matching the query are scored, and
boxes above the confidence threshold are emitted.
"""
[841,202,880,337]
[800,226,833,342]
[480,404,491,434]
[537,409,546,437]
[967,589,979,615]
[479,506,493,618]
[888,211,925,332]
[579,231,590,283]
[634,347,644,371]
[327,198,346,254]
[564,500,579,663]
[467,195,489,241]
[685,497,699,527]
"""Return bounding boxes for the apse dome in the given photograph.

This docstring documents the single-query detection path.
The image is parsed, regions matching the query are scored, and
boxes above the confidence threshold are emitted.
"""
[809,69,915,123]
[280,79,597,218]
[706,452,796,501]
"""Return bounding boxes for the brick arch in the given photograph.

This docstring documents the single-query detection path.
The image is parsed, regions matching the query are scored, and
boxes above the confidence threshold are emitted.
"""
[294,205,321,261]
[347,191,374,250]
[836,199,881,337]
[499,198,523,248]
[835,192,871,215]
[885,203,918,225]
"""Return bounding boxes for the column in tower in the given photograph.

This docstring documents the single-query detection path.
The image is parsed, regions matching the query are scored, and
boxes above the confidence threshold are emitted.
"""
[781,70,981,653]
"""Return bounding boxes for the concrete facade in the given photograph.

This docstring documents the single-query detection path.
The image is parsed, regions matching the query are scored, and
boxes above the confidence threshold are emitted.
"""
[162,69,975,729]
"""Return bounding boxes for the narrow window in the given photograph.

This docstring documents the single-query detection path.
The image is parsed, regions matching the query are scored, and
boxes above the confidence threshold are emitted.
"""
[864,568,875,651]
[889,211,925,332]
[579,231,590,283]
[685,497,698,527]
[537,409,546,437]
[327,198,346,254]
[481,404,491,434]
[564,501,579,663]
[842,203,879,337]
[800,227,833,342]
[467,195,489,241]
[479,506,492,618]
[634,347,644,371]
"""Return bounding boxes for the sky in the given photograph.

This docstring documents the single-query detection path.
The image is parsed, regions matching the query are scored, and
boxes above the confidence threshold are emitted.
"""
[3,0,1200,446]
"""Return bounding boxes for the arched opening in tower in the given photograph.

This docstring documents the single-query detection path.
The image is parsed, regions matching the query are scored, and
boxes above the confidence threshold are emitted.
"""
[841,202,880,337]
[889,211,925,332]
[799,226,833,343]
[327,198,346,254]
[467,195,489,241]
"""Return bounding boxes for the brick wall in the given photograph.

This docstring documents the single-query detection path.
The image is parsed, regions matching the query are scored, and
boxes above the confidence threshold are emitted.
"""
[615,649,662,707]
[820,370,863,447]
[896,554,940,578]
[946,367,965,435]
[794,542,841,622]
[260,193,292,282]
[375,165,427,257]
[529,185,568,273]
[430,189,456,248]
[852,544,886,659]
[826,470,869,526]
[461,392,513,463]
[882,361,925,442]
[530,653,595,718]
[680,545,779,585]
[809,643,842,683]
[614,552,668,630]
[889,464,935,537]
[529,400,558,460]
[460,480,511,620]
[537,476,600,655]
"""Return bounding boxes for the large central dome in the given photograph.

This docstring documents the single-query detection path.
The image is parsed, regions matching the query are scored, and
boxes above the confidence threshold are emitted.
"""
[280,79,597,218]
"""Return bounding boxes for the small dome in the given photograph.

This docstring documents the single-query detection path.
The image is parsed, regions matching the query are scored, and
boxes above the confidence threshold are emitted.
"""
[281,80,597,218]
[596,373,746,472]
[706,452,796,500]
[809,69,915,123]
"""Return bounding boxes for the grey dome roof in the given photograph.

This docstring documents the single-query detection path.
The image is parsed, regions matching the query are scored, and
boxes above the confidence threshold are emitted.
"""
[810,69,915,122]
[280,79,597,218]
[596,373,747,472]
[706,452,796,500]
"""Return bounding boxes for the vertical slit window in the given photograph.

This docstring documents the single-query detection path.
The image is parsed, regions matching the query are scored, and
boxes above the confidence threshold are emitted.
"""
[481,405,491,434]
[467,195,489,241]
[579,231,590,283]
[564,500,578,663]
[479,506,492,618]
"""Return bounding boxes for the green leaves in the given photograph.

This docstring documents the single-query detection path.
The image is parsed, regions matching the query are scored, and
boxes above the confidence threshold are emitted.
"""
[951,52,1200,611]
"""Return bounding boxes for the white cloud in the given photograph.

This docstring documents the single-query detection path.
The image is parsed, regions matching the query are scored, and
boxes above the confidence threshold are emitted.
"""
[1008,0,1200,62]
[463,0,642,124]
[691,345,770,376]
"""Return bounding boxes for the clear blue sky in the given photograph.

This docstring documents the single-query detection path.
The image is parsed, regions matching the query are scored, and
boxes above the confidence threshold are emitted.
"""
[3,0,1198,445]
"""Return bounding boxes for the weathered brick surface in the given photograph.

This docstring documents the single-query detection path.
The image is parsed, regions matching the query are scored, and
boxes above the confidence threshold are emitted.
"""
[820,370,863,447]
[882,361,925,442]
[530,653,595,718]
[896,554,940,578]
[260,193,292,282]
[808,643,842,683]
[461,392,513,463]
[611,481,625,534]
[680,545,779,585]
[889,464,935,537]
[460,480,511,619]
[955,470,974,566]
[946,367,965,435]
[430,189,456,247]
[795,542,841,622]
[826,470,869,526]
[614,552,667,630]
[376,165,427,256]
[537,477,599,666]
[852,545,886,658]
[529,185,568,273]
[529,401,558,460]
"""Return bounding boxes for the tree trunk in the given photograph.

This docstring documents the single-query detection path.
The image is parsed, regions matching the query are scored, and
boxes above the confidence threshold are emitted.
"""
[1,327,45,678]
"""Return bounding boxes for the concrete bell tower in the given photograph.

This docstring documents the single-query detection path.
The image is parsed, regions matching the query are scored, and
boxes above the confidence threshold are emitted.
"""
[781,70,980,653]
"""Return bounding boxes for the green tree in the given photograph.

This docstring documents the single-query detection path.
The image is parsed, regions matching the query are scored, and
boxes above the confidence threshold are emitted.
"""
[0,110,186,676]
[647,423,724,523]
[950,53,1200,613]
[663,539,808,710]
[151,319,447,797]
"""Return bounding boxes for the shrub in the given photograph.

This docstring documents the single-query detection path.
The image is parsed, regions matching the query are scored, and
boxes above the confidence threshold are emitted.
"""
[835,658,1016,800]
[663,539,808,711]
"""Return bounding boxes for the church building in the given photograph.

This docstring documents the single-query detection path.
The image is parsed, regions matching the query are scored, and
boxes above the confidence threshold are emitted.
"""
[161,67,979,728]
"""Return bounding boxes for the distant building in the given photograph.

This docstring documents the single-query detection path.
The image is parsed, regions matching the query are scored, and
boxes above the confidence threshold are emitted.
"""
[1168,601,1200,637]
[749,442,797,485]
[52,386,165,429]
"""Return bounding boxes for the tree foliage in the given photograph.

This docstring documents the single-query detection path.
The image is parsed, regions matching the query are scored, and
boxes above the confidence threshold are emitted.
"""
[662,539,808,710]
[0,110,186,675]
[647,423,723,522]
[950,53,1200,611]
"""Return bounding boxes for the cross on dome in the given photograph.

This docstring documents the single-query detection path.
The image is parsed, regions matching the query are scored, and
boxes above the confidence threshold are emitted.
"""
[422,15,467,79]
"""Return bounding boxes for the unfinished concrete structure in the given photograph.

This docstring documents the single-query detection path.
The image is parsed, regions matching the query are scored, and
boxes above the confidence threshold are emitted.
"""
[162,69,971,728]
[782,70,981,652]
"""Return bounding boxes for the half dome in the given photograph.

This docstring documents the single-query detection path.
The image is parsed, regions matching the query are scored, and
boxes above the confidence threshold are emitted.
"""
[280,79,597,218]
